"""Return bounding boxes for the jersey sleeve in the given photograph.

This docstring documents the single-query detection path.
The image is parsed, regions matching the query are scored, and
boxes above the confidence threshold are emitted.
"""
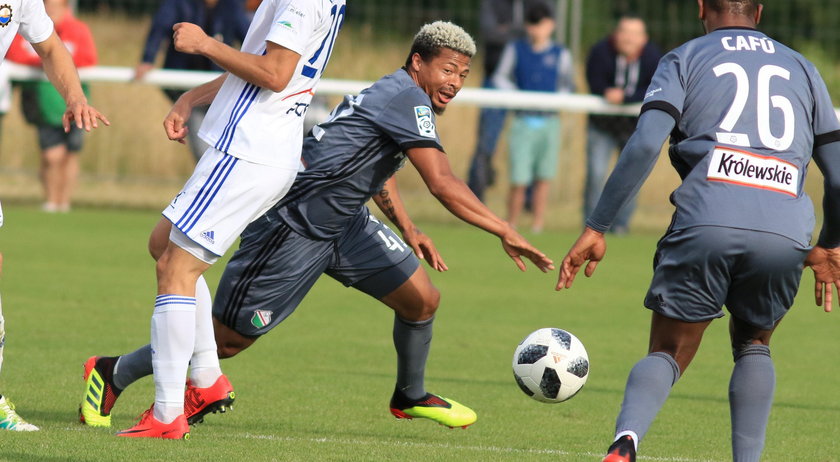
[373,88,444,152]
[18,0,54,45]
[809,64,840,147]
[639,51,684,124]
[265,0,320,56]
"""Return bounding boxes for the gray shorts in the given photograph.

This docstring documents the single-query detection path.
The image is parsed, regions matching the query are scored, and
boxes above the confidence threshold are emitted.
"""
[213,209,420,336]
[37,125,83,152]
[644,226,810,330]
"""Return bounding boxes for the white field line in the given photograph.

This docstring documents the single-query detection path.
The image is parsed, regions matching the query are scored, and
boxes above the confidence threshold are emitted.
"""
[236,432,720,462]
[60,425,720,461]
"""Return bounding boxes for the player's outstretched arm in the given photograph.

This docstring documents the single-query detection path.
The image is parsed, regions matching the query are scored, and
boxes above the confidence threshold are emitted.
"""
[373,176,447,272]
[556,227,607,291]
[406,146,554,273]
[31,32,110,132]
[163,73,227,143]
[172,23,300,93]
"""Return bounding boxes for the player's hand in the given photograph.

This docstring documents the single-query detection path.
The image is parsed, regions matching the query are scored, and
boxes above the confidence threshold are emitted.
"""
[556,227,607,290]
[804,246,840,312]
[164,97,193,144]
[173,22,210,55]
[63,100,110,133]
[403,227,448,272]
[500,227,554,273]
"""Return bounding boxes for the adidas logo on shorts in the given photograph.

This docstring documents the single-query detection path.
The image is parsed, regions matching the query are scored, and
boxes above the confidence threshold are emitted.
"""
[201,230,215,244]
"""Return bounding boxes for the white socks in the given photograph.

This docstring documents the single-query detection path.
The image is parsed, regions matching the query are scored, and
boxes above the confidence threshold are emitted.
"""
[189,276,222,388]
[151,295,196,424]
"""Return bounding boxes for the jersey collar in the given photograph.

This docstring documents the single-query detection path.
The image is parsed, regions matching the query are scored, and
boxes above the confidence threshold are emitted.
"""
[713,26,758,31]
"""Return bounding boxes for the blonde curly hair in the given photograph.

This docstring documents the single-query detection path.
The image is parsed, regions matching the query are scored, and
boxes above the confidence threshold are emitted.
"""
[404,21,476,67]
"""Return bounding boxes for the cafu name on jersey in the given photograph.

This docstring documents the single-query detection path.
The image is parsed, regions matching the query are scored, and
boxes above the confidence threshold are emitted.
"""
[720,35,775,54]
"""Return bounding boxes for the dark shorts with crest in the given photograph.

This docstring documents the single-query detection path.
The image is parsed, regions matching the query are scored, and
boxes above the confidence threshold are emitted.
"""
[213,209,419,336]
[644,226,810,330]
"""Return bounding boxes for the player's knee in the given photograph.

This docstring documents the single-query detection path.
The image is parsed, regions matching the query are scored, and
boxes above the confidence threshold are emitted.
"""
[216,343,243,359]
[154,252,174,279]
[730,336,771,361]
[401,287,440,322]
[213,319,256,359]
[426,287,441,315]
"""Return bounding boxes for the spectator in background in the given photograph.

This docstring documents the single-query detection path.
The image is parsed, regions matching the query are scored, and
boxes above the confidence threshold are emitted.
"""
[493,2,574,233]
[0,62,10,147]
[466,0,527,201]
[7,0,98,213]
[134,0,250,161]
[583,15,661,234]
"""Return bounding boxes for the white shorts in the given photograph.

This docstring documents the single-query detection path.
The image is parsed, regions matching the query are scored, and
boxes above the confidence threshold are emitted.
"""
[162,147,298,262]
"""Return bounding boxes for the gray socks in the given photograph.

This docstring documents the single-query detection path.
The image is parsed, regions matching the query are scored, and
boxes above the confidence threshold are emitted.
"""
[614,352,681,446]
[393,315,433,401]
[113,344,153,390]
[729,344,774,462]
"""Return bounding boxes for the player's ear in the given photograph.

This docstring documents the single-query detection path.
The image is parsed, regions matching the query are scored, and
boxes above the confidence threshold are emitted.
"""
[696,0,705,21]
[754,3,763,25]
[410,52,423,73]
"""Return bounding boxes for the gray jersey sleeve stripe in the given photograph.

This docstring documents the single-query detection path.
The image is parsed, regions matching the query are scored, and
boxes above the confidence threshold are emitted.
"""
[641,101,681,124]
[815,129,840,147]
[401,140,444,152]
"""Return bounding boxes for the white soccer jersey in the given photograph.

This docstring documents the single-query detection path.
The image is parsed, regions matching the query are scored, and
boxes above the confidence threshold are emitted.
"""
[198,0,346,169]
[0,0,53,60]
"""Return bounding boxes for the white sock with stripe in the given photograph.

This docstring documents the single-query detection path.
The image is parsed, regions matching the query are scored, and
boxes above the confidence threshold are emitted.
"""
[151,294,196,424]
[189,276,222,388]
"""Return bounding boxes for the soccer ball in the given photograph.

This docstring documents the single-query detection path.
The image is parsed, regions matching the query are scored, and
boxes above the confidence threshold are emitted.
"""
[512,328,589,403]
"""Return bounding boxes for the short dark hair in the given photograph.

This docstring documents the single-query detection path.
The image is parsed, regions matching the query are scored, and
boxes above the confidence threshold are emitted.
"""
[702,0,759,16]
[525,1,554,25]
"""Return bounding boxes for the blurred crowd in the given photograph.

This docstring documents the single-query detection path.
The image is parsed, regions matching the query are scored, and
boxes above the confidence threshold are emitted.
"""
[1,0,660,234]
[469,0,661,234]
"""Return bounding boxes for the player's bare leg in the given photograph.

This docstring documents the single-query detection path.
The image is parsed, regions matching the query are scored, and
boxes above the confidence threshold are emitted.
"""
[605,313,711,461]
[378,266,477,428]
[728,316,777,462]
[85,219,225,433]
[113,242,206,438]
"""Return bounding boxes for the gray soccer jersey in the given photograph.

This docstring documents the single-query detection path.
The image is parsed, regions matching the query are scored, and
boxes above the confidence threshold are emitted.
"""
[270,68,444,240]
[641,27,840,246]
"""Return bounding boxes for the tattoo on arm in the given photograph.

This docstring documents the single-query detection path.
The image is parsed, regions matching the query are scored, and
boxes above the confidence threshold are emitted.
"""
[378,189,399,227]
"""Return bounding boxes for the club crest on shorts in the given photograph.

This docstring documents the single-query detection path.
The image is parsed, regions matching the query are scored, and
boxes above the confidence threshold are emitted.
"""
[0,5,13,27]
[414,105,436,138]
[251,310,272,329]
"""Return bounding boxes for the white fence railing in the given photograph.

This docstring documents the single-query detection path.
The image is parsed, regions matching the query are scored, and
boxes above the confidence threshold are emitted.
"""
[6,64,643,116]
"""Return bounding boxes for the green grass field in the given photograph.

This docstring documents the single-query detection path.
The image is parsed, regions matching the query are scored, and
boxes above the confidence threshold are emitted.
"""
[0,205,837,461]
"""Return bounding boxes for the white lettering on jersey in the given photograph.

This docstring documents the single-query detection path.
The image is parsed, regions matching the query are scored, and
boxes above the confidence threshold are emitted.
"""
[707,146,798,197]
[721,35,775,53]
[414,105,436,138]
[644,87,662,100]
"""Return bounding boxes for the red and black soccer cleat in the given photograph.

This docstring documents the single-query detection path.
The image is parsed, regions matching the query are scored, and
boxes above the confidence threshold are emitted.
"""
[184,374,236,425]
[603,435,636,462]
[117,406,189,440]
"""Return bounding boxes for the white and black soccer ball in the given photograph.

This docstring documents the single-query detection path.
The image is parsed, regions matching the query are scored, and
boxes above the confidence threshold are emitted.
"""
[512,328,589,403]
